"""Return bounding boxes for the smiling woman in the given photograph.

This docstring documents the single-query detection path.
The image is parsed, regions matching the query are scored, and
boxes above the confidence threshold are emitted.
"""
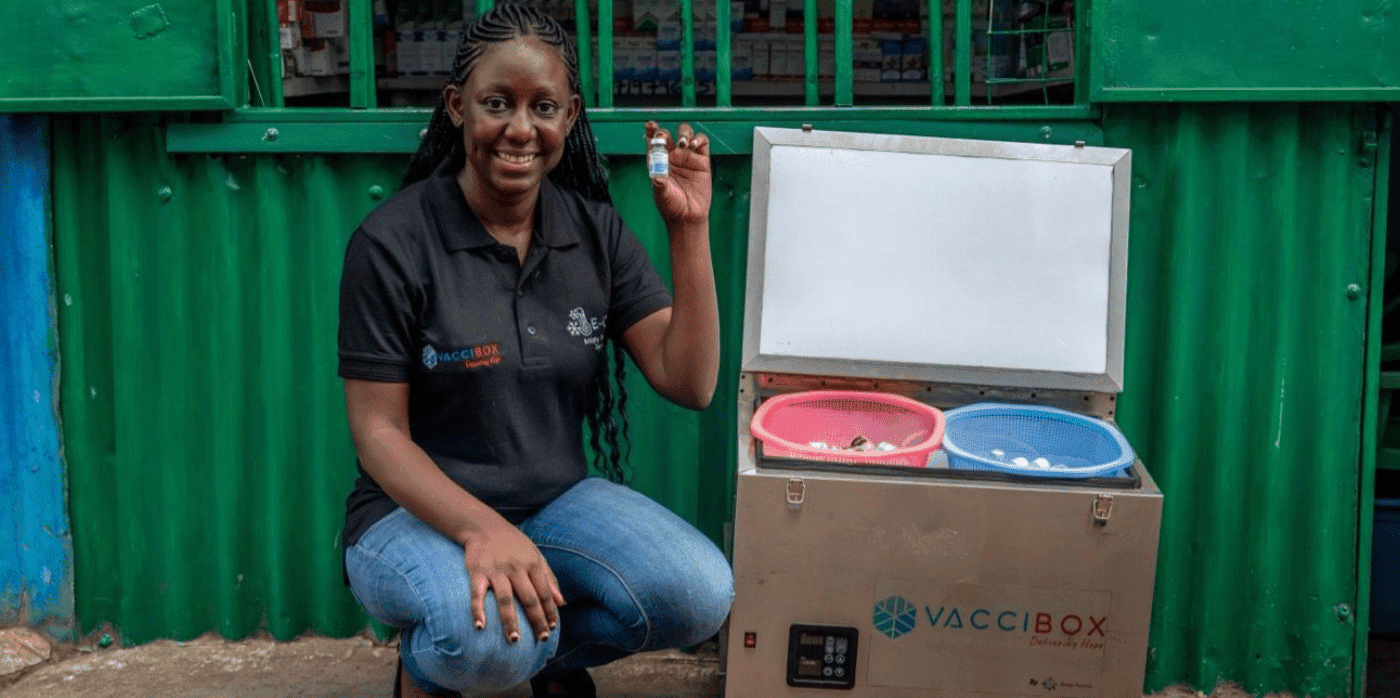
[445,34,581,258]
[335,5,732,698]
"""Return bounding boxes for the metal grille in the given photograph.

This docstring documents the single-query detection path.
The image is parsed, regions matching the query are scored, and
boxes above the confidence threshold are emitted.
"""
[270,0,1081,110]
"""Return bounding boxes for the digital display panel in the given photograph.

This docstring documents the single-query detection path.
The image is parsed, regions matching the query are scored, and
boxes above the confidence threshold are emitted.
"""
[787,624,858,690]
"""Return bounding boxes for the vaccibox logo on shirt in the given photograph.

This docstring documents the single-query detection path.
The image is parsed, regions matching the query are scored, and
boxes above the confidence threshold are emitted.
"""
[566,307,606,351]
[421,342,502,370]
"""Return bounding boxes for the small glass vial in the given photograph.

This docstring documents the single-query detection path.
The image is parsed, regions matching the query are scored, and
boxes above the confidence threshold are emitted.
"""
[647,137,669,179]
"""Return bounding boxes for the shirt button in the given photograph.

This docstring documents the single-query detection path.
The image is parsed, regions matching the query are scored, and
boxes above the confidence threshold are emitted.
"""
[527,326,537,335]
[517,289,525,297]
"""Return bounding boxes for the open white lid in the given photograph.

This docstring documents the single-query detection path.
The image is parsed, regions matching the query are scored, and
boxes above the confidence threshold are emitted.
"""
[741,127,1133,394]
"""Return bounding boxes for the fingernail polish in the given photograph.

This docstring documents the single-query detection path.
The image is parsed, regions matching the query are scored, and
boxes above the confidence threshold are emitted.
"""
[539,632,550,641]
[475,621,484,630]
[509,632,520,644]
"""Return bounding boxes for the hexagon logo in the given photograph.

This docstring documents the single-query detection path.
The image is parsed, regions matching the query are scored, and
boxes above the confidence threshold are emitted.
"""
[872,595,917,639]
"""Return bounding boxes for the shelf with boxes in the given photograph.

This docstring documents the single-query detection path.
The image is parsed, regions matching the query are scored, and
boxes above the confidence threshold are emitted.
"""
[274,0,1077,106]
[277,0,353,92]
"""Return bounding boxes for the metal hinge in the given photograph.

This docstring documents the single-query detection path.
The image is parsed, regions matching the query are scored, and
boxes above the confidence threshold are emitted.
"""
[1362,130,1379,155]
[1091,494,1114,526]
[787,478,806,509]
[1360,130,1379,168]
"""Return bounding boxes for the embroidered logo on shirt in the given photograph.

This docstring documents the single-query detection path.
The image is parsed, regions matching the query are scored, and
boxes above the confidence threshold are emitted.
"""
[566,307,606,351]
[421,342,503,370]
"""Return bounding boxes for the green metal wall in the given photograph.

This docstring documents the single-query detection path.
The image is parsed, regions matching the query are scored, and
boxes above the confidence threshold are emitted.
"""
[1103,103,1384,697]
[53,104,1388,697]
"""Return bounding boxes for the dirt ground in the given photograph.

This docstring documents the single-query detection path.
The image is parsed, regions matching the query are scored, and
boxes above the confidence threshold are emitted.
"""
[1,631,1393,698]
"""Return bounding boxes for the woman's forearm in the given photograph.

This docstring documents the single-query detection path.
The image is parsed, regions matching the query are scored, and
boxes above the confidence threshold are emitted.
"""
[345,380,511,546]
[657,219,720,408]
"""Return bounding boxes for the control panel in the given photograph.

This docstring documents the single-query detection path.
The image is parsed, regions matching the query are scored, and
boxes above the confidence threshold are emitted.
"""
[786,624,858,689]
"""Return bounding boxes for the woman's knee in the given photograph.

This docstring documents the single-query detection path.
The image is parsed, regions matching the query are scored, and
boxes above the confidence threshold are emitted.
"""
[409,600,559,693]
[642,550,735,649]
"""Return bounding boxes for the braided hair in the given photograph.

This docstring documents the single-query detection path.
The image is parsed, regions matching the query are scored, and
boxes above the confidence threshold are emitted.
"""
[403,3,631,484]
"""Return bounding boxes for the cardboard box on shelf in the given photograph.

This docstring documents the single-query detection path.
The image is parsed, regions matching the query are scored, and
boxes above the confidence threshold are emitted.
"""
[657,49,681,92]
[879,39,902,82]
[301,0,346,39]
[854,37,881,82]
[278,0,300,49]
[696,20,717,50]
[633,0,660,31]
[767,0,787,30]
[298,38,336,76]
[395,17,420,77]
[333,37,350,75]
[784,35,804,79]
[634,44,659,85]
[280,23,298,51]
[445,19,465,73]
[656,19,681,50]
[901,36,926,81]
[431,20,453,77]
[614,37,640,84]
[732,38,754,80]
[697,49,716,82]
[751,35,771,79]
[762,34,781,79]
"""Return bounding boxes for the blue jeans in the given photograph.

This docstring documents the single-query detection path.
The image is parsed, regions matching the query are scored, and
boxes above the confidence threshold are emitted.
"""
[345,478,734,695]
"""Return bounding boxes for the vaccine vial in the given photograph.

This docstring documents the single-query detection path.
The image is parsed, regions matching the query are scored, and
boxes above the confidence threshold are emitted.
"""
[647,137,669,179]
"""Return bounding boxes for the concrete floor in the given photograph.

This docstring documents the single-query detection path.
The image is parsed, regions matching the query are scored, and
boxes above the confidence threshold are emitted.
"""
[0,634,721,698]
[3,631,1396,698]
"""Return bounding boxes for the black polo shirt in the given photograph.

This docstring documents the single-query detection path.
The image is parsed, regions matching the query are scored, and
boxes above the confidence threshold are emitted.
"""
[337,160,672,548]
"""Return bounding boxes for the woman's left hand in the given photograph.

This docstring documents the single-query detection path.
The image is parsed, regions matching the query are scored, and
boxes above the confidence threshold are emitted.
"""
[646,121,711,226]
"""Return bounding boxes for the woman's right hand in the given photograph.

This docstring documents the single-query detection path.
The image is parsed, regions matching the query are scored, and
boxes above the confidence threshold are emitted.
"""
[462,521,566,644]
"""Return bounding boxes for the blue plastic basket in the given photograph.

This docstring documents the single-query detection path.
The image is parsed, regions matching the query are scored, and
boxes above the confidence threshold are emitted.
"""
[941,403,1135,479]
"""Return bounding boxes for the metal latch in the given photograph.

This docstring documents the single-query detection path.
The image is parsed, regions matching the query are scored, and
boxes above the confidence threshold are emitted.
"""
[787,478,805,509]
[1091,494,1114,526]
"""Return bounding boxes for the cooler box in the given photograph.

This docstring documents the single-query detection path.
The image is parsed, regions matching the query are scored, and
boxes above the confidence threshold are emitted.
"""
[724,127,1163,698]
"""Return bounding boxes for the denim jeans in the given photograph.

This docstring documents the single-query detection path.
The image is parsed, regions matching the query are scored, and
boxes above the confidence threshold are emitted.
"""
[345,477,734,695]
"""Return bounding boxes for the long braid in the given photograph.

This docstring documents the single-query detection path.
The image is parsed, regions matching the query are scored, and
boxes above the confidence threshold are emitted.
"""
[403,3,632,483]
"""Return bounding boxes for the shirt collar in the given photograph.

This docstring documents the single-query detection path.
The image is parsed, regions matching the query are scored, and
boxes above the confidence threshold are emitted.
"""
[428,158,581,252]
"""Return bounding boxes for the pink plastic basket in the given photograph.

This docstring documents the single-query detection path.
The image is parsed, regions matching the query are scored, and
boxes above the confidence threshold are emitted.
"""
[750,390,945,467]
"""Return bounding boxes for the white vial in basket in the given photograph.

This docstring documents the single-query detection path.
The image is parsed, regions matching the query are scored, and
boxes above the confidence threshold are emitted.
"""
[647,137,669,179]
